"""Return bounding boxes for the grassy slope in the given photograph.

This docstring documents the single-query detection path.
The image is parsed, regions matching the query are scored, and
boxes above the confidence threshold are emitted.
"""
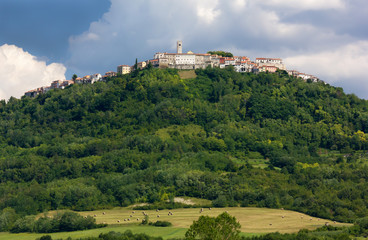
[2,207,351,240]
[81,207,350,233]
[178,70,197,79]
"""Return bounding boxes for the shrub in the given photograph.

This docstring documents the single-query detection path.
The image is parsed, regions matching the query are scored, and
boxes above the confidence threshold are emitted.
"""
[149,221,172,227]
[38,236,52,240]
[212,195,227,207]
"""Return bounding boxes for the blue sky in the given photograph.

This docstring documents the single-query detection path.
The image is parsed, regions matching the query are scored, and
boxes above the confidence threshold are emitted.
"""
[1,0,368,100]
[0,0,110,62]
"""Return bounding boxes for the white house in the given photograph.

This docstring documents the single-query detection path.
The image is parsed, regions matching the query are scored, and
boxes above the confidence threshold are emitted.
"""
[224,58,236,66]
[234,62,250,73]
[117,65,132,75]
[256,58,285,70]
[91,73,102,83]
[175,54,196,65]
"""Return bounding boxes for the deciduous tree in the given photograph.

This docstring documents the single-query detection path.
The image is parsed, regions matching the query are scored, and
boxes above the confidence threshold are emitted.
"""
[185,212,241,240]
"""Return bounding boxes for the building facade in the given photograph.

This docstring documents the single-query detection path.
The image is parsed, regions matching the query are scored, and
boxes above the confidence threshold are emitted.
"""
[117,65,132,75]
[255,58,286,70]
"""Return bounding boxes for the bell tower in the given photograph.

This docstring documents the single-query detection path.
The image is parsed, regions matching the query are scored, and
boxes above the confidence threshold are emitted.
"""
[177,41,183,54]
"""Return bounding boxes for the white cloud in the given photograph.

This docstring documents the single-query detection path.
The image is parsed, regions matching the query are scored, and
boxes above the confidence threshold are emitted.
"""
[232,0,247,9]
[0,44,66,100]
[243,9,310,38]
[258,0,345,10]
[285,41,368,98]
[85,33,100,41]
[285,41,368,80]
[196,0,221,24]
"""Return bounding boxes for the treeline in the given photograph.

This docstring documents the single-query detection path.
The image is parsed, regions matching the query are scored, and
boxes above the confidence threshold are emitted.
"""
[207,50,234,57]
[0,210,105,233]
[0,67,367,223]
[38,231,163,240]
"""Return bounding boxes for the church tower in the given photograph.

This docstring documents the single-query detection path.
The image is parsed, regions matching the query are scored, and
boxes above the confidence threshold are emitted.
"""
[177,41,183,54]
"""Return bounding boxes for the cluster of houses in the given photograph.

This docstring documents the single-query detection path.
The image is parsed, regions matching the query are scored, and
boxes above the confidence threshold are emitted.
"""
[25,80,74,98]
[286,70,319,81]
[118,41,318,80]
[146,41,288,73]
[24,41,318,98]
[24,73,116,98]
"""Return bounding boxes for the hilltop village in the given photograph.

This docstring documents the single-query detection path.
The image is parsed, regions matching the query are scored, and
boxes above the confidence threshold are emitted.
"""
[25,41,319,97]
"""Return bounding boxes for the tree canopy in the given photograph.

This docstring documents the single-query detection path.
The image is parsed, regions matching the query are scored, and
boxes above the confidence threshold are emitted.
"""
[207,51,234,57]
[185,212,241,240]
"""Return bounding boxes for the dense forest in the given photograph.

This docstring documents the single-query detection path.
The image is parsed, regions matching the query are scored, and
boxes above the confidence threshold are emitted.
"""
[0,66,368,231]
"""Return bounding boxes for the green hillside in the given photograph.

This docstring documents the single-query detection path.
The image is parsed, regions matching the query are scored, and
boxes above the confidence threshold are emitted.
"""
[0,67,368,232]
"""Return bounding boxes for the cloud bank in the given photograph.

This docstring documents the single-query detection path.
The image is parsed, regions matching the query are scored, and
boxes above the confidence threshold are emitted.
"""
[285,41,368,97]
[0,44,66,100]
[67,0,368,99]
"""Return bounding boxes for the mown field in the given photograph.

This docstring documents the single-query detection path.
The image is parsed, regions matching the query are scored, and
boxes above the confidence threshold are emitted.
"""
[80,207,350,233]
[0,207,352,240]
